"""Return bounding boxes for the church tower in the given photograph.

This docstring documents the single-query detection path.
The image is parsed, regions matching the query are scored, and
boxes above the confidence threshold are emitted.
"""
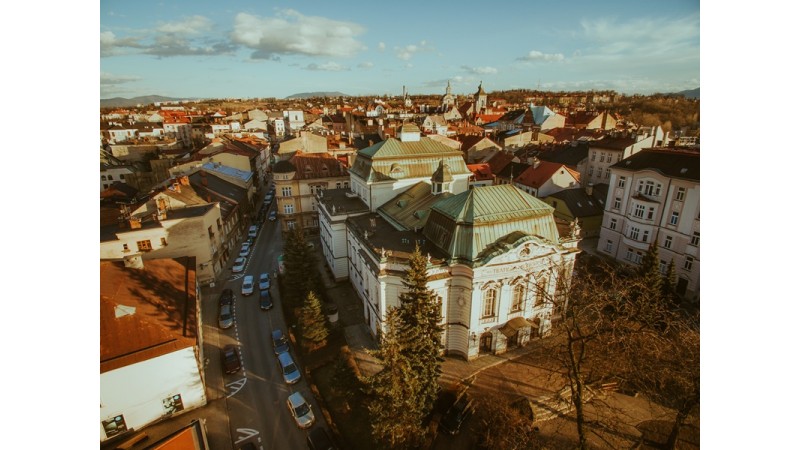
[474,81,487,114]
[442,80,455,108]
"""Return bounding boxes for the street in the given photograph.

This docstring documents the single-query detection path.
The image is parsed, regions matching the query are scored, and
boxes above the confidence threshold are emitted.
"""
[210,195,332,450]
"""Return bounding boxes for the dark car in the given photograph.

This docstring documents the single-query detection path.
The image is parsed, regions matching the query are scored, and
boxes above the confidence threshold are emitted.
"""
[259,289,273,310]
[221,345,241,374]
[220,288,233,306]
[272,329,290,355]
[307,427,337,450]
[440,393,475,435]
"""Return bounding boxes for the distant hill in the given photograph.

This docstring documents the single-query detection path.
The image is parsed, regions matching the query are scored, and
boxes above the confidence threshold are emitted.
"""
[100,95,195,108]
[285,91,349,99]
[672,88,699,99]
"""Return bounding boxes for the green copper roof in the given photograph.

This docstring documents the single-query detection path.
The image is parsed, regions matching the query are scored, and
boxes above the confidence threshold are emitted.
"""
[350,137,470,182]
[423,184,560,262]
[358,137,460,159]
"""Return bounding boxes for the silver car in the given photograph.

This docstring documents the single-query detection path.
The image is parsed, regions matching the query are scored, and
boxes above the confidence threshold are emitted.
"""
[241,275,255,296]
[259,272,271,290]
[232,257,247,273]
[286,392,315,429]
[219,304,233,329]
[278,351,301,384]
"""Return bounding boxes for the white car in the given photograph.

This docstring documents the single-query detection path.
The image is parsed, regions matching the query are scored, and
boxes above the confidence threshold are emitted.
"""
[241,275,255,296]
[248,225,258,238]
[232,257,246,273]
[287,392,315,429]
[239,243,251,257]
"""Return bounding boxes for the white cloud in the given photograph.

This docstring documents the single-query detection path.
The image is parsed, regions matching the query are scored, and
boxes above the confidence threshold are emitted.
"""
[394,41,433,61]
[358,62,374,69]
[517,50,565,62]
[232,10,367,59]
[304,62,350,71]
[377,42,385,51]
[156,15,213,35]
[462,65,498,75]
[100,31,142,57]
[100,72,141,85]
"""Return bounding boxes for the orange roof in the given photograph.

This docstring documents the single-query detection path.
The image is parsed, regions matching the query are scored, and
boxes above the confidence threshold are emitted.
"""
[467,163,494,181]
[514,160,581,189]
[100,258,197,373]
[477,113,504,123]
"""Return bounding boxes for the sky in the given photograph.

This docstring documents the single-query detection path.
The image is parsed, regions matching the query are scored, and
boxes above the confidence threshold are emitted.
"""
[100,0,700,99]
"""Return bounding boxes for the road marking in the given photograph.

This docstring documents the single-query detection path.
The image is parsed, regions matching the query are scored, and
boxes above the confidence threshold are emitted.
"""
[230,274,244,282]
[226,377,247,398]
[234,428,260,444]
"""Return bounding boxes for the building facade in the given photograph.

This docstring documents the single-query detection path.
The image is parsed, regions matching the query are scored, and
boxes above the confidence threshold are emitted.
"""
[597,148,700,300]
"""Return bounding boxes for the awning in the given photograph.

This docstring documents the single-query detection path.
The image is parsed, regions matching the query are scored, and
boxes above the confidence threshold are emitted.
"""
[499,316,535,338]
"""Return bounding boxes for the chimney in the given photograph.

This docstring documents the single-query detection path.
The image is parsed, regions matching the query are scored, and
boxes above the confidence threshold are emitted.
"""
[179,175,190,185]
[586,182,594,196]
[532,156,541,168]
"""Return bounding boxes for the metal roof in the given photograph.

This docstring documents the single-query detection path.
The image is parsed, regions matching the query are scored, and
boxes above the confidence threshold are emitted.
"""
[424,185,560,262]
[350,137,470,182]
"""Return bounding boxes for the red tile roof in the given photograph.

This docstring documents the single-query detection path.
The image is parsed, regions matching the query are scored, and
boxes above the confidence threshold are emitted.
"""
[467,163,494,181]
[514,160,581,189]
[100,258,197,373]
[290,152,349,179]
[486,151,515,174]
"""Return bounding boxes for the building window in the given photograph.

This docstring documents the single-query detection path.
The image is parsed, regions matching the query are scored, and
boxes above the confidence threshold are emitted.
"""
[136,240,152,252]
[670,211,679,226]
[613,197,621,210]
[482,289,497,318]
[634,204,645,218]
[609,218,617,230]
[217,218,222,232]
[119,174,125,180]
[618,176,626,188]
[122,243,129,252]
[664,235,673,249]
[287,220,296,229]
[625,248,643,264]
[534,278,547,306]
[208,226,214,239]
[103,184,109,189]
[629,226,640,240]
[642,230,649,243]
[336,182,342,189]
[588,167,594,177]
[676,187,686,201]
[102,415,128,438]
[160,237,168,246]
[684,256,694,271]
[605,240,613,253]
[591,151,596,161]
[281,187,292,197]
[600,152,605,162]
[605,168,610,179]
[647,207,655,220]
[162,394,184,415]
[659,259,667,274]
[344,182,349,189]
[511,285,524,312]
[690,231,700,247]
[108,175,114,180]
[638,180,661,197]
[284,204,294,214]
[101,175,107,181]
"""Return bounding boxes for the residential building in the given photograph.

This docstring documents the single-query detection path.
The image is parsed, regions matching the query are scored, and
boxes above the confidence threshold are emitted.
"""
[277,131,328,157]
[100,163,135,191]
[544,183,608,237]
[583,129,664,186]
[597,148,700,300]
[466,163,495,188]
[285,110,305,131]
[272,151,350,233]
[458,135,502,164]
[513,158,581,198]
[100,257,206,443]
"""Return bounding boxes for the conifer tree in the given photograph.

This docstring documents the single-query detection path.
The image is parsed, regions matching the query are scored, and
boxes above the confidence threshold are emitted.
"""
[282,226,320,305]
[639,242,663,295]
[367,308,424,449]
[662,259,680,306]
[300,291,329,347]
[397,245,443,420]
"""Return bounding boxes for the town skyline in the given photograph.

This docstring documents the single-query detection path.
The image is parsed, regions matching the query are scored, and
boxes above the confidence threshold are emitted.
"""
[100,0,700,100]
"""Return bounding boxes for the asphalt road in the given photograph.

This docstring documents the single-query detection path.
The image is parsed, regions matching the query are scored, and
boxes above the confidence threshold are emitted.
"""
[216,199,330,450]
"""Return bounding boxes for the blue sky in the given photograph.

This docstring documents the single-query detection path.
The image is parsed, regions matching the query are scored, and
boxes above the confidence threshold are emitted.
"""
[100,0,699,99]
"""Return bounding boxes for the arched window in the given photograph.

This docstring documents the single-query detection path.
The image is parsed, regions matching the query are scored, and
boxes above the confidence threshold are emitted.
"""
[511,285,524,312]
[482,289,497,318]
[535,278,547,306]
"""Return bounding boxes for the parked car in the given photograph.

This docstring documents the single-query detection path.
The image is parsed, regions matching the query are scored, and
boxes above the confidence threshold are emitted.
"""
[232,257,247,273]
[241,275,255,296]
[272,329,290,355]
[221,345,241,374]
[440,392,475,435]
[248,225,259,238]
[239,242,251,257]
[259,289,273,310]
[268,211,277,221]
[264,193,273,204]
[286,392,315,429]
[306,427,336,450]
[219,288,233,306]
[278,351,301,384]
[259,272,271,290]
[219,304,233,329]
